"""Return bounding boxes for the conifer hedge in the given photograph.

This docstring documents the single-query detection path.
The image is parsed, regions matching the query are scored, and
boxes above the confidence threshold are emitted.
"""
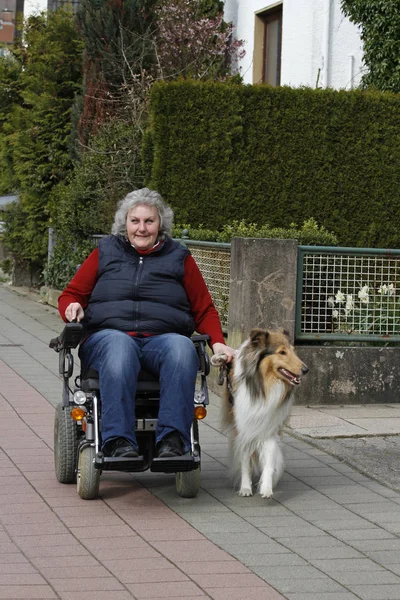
[145,81,400,248]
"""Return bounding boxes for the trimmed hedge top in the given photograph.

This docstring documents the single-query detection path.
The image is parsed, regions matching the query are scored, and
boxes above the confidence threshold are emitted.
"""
[145,81,400,249]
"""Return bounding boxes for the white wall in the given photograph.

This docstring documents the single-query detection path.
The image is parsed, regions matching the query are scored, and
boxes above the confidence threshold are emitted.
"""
[224,0,365,90]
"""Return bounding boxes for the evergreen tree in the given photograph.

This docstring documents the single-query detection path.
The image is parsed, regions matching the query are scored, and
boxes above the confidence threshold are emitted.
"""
[0,10,83,273]
[75,0,157,145]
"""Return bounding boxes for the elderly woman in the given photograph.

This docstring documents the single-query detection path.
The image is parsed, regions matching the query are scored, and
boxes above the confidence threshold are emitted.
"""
[58,188,235,459]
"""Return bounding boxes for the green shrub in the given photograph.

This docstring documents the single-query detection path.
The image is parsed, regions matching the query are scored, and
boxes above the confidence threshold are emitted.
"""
[172,218,338,245]
[0,258,12,276]
[44,238,97,290]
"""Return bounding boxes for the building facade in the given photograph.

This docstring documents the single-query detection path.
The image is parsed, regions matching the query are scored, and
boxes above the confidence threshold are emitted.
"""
[0,0,23,45]
[224,0,365,90]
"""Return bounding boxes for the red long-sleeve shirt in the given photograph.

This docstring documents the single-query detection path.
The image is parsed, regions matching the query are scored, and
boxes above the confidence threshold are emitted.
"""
[58,247,225,348]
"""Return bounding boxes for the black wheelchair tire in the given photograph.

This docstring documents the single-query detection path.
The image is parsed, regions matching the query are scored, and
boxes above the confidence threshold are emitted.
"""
[54,403,78,484]
[175,467,201,498]
[76,446,100,500]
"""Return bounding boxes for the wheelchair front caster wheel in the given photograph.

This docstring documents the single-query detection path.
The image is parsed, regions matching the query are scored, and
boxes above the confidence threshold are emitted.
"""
[77,446,100,500]
[175,467,201,498]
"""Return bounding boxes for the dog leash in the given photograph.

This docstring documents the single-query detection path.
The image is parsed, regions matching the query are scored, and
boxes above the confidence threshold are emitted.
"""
[217,364,235,406]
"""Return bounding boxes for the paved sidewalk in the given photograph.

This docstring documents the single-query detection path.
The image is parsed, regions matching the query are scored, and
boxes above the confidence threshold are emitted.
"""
[287,404,400,439]
[2,283,400,600]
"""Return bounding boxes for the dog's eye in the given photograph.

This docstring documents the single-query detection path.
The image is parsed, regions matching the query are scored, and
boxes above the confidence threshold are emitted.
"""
[279,350,287,355]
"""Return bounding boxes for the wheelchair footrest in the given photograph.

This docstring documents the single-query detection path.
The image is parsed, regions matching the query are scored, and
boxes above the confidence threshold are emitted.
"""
[95,453,146,472]
[150,453,200,473]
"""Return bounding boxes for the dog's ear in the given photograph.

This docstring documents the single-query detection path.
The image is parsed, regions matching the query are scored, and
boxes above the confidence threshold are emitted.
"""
[282,328,290,340]
[249,328,269,348]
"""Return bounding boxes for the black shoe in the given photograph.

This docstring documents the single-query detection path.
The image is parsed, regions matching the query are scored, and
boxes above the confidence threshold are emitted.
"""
[102,437,139,458]
[156,432,184,458]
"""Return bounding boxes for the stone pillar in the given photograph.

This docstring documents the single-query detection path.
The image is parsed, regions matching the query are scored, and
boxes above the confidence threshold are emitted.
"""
[228,238,298,348]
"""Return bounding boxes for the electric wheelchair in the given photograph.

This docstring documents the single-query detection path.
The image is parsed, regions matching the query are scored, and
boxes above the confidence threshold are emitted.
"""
[49,322,210,499]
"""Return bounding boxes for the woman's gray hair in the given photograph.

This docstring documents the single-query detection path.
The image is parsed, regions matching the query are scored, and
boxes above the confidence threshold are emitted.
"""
[111,188,174,238]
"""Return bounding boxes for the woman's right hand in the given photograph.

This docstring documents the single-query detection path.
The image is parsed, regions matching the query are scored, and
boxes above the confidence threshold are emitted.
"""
[65,302,84,323]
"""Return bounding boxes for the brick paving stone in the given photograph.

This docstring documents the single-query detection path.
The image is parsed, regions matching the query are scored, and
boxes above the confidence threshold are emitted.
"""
[115,568,190,584]
[126,580,206,598]
[39,566,111,580]
[151,539,237,562]
[192,573,268,588]
[59,593,135,600]
[349,585,400,600]
[69,524,134,538]
[90,546,161,560]
[0,573,48,585]
[22,545,92,559]
[286,594,359,600]
[176,560,252,574]
[102,557,178,572]
[0,586,58,599]
[206,587,285,600]
[49,577,125,592]
[32,556,102,569]
[0,563,38,574]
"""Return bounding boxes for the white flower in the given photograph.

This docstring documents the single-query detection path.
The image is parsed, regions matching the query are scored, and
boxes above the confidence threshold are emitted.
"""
[332,310,339,319]
[327,296,335,308]
[388,284,395,296]
[358,286,369,304]
[335,291,345,303]
[378,284,388,295]
[345,294,354,315]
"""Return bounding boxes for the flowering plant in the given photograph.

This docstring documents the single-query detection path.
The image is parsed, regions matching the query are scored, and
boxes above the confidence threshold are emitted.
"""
[328,283,399,335]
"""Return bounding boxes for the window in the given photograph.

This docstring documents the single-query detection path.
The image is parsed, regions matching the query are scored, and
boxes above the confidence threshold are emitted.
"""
[253,5,282,86]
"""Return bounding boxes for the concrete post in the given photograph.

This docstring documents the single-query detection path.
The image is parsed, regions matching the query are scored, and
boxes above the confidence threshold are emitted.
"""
[228,238,298,348]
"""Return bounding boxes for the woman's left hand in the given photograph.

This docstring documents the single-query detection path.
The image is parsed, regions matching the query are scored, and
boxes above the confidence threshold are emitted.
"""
[212,342,236,363]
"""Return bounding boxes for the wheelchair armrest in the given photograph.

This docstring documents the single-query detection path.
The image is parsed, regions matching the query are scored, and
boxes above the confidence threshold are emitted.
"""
[49,322,84,352]
[191,334,211,376]
[191,334,210,344]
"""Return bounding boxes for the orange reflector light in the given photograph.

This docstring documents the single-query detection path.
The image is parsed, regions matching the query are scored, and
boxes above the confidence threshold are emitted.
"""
[194,405,207,420]
[71,407,85,421]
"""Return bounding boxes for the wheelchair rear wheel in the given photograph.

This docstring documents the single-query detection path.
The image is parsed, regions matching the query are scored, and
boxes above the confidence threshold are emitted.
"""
[54,404,78,484]
[77,446,100,500]
[175,467,201,498]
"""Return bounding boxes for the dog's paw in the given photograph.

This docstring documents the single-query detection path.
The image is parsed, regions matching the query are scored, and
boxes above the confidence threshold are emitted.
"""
[238,487,253,497]
[259,486,274,499]
[211,353,228,367]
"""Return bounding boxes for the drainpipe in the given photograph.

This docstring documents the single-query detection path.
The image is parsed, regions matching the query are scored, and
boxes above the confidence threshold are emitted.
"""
[322,0,332,88]
[348,54,354,89]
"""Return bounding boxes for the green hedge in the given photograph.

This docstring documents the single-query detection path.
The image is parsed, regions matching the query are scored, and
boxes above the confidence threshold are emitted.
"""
[144,81,400,248]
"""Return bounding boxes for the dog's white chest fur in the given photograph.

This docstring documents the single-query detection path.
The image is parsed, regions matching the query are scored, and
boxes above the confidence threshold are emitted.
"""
[234,377,293,445]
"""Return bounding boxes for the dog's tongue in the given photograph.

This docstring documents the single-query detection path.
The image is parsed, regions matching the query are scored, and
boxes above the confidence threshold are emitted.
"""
[278,367,300,385]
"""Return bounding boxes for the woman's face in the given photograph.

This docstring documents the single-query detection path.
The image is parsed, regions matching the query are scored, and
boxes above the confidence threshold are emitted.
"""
[126,204,161,251]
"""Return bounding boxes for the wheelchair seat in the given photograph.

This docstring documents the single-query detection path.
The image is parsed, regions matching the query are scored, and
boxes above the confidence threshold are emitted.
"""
[80,367,161,393]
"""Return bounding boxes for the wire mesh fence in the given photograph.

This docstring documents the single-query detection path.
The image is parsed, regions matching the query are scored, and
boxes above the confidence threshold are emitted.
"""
[184,241,231,330]
[297,246,400,341]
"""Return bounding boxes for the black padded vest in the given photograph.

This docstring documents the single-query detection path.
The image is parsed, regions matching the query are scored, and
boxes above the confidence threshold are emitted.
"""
[83,235,195,337]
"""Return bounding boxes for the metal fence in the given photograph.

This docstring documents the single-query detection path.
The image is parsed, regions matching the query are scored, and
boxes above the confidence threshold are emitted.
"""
[180,240,231,331]
[296,246,400,342]
[51,228,400,342]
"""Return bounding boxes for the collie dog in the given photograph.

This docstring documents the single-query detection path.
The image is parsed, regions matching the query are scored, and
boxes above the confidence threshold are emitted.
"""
[211,328,308,498]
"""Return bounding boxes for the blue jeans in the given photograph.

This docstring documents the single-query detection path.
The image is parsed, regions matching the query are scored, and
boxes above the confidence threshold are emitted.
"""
[79,330,199,452]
